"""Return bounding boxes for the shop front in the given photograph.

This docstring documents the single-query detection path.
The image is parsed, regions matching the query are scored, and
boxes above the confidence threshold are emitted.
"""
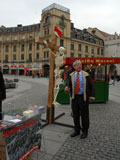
[43,64,49,77]
[10,65,18,75]
[3,65,9,74]
[32,63,40,77]
[24,65,32,76]
[19,65,24,75]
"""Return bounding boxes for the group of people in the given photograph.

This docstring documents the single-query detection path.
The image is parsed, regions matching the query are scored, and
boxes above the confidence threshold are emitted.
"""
[0,67,6,120]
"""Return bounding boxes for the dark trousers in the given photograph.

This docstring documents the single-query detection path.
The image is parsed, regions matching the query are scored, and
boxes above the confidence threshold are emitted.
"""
[72,95,89,133]
[0,100,2,120]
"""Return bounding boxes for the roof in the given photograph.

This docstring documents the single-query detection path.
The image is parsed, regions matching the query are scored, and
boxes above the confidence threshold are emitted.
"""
[98,29,113,37]
[88,27,113,37]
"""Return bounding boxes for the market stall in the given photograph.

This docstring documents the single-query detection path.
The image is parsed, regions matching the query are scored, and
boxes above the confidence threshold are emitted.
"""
[56,57,120,104]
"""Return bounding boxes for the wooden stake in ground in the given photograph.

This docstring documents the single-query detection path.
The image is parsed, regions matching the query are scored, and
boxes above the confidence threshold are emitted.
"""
[35,27,62,124]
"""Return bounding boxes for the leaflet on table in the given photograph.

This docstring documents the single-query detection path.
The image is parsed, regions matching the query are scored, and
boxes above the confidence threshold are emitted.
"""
[28,104,46,114]
[9,119,22,123]
[0,121,15,130]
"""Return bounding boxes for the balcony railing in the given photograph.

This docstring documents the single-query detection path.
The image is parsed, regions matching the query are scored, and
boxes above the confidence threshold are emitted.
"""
[43,21,50,27]
[26,59,32,63]
[3,60,9,63]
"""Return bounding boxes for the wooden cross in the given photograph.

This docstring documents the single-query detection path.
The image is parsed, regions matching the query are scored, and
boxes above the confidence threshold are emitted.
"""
[35,31,60,124]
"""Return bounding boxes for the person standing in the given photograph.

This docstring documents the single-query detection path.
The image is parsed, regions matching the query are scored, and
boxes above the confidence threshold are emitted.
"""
[0,68,6,120]
[65,60,95,139]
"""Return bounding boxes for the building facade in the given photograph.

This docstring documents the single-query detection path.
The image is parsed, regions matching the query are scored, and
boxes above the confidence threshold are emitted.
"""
[87,27,120,77]
[104,33,120,77]
[0,3,104,76]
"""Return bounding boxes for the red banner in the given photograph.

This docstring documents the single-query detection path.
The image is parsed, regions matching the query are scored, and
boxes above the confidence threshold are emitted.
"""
[3,119,35,137]
[65,57,120,65]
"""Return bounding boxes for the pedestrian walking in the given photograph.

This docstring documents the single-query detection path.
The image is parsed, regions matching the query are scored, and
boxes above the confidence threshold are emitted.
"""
[0,68,6,120]
[65,60,95,139]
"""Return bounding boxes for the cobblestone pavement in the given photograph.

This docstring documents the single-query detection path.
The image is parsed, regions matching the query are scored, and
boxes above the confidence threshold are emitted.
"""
[52,100,120,160]
[3,76,48,115]
[2,75,120,160]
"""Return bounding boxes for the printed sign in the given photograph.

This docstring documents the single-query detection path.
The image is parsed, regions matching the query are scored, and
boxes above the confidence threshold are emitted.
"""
[3,116,42,160]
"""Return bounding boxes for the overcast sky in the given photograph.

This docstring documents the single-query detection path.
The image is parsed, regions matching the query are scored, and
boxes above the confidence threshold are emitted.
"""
[0,0,120,34]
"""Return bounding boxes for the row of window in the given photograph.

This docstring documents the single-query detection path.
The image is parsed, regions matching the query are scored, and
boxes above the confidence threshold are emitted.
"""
[0,43,103,56]
[44,16,64,26]
[0,32,40,41]
[71,33,104,46]
[70,53,95,58]
[71,44,104,55]
[0,43,40,52]
[3,51,49,61]
[3,51,98,62]
[4,53,40,61]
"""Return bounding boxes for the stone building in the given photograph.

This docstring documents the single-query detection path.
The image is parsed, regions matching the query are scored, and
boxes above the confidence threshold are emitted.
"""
[104,33,120,78]
[0,3,104,76]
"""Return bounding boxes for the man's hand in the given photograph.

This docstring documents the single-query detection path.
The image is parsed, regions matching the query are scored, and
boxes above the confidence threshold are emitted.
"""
[65,86,69,92]
[89,97,95,103]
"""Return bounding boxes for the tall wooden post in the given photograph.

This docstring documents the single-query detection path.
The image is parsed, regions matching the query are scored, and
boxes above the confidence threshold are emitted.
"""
[47,32,57,123]
[35,31,59,124]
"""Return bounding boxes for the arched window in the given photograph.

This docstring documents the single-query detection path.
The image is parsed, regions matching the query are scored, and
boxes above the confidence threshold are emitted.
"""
[60,17,64,25]
[45,16,50,24]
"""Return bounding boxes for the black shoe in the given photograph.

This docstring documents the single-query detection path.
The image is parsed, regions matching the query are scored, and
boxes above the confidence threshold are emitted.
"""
[80,132,88,139]
[70,131,80,137]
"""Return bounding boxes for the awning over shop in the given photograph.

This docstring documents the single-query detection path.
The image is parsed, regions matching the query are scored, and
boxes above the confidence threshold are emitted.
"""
[19,65,24,69]
[3,65,9,69]
[25,68,32,70]
[32,68,40,70]
[11,65,17,69]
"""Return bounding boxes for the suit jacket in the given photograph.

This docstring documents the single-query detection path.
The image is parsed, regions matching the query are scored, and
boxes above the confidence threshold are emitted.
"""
[68,70,95,102]
[66,67,75,87]
[0,71,6,100]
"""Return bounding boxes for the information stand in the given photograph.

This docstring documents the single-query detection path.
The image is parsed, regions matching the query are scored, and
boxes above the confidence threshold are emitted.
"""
[0,132,31,160]
[0,106,45,160]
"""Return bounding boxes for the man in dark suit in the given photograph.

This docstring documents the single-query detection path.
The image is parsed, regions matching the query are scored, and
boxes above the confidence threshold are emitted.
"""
[0,68,6,120]
[65,60,95,139]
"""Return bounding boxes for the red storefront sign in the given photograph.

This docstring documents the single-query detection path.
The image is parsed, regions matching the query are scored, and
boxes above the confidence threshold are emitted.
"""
[19,65,24,68]
[65,57,120,65]
[11,65,17,68]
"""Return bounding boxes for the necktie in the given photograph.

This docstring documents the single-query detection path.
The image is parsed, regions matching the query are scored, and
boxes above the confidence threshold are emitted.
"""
[75,72,80,94]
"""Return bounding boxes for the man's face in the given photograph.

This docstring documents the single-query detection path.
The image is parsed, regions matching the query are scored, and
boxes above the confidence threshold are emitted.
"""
[74,63,82,72]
